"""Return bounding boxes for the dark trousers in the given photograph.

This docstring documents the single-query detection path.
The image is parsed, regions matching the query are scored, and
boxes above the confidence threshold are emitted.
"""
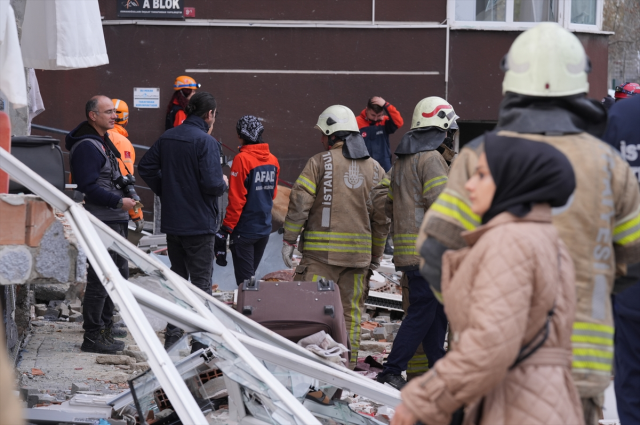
[613,282,640,424]
[381,270,447,376]
[83,223,129,334]
[166,233,215,335]
[230,234,269,285]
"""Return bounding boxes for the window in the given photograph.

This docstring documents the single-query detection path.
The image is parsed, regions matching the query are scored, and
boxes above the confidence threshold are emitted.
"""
[449,0,603,32]
[570,0,596,25]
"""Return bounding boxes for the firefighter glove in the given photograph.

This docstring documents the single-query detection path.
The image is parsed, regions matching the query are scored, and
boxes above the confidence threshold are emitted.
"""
[282,241,296,268]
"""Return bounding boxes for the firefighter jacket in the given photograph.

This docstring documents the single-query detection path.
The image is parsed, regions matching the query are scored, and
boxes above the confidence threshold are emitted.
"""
[283,141,389,268]
[108,125,143,221]
[418,130,640,399]
[386,150,448,271]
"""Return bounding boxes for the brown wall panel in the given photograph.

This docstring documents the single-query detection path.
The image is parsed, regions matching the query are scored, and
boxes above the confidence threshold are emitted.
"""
[34,26,446,184]
[449,30,609,122]
[374,0,446,22]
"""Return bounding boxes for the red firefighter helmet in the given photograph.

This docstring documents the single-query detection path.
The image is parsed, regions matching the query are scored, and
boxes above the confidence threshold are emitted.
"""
[614,82,640,100]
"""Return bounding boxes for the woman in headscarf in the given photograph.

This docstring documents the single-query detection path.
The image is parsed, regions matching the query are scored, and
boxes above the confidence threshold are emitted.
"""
[215,116,280,285]
[391,134,584,425]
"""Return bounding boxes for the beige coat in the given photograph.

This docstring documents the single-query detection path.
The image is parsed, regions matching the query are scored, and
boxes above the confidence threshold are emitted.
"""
[418,132,640,396]
[403,205,583,425]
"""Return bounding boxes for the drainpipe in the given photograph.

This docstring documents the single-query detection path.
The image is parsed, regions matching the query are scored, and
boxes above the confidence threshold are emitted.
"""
[372,0,375,25]
[445,18,450,101]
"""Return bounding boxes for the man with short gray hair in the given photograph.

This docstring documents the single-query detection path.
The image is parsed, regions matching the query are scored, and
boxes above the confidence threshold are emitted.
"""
[66,95,136,354]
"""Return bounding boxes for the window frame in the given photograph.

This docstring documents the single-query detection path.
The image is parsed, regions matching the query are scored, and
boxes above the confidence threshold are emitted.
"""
[447,0,605,33]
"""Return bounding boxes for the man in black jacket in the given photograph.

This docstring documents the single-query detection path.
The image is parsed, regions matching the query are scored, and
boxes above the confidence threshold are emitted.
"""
[67,95,137,354]
[139,92,227,349]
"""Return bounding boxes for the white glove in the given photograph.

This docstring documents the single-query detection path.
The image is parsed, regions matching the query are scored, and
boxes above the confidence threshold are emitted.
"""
[282,242,295,268]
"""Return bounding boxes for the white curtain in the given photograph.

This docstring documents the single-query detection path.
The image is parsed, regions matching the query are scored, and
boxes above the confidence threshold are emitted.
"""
[21,0,109,70]
[0,1,27,107]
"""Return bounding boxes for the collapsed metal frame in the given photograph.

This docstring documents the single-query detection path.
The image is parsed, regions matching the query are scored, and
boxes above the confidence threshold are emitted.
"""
[0,147,400,424]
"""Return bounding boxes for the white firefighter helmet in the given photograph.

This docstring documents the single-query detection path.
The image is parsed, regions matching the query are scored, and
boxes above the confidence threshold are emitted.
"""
[315,105,359,135]
[411,97,459,131]
[502,22,590,97]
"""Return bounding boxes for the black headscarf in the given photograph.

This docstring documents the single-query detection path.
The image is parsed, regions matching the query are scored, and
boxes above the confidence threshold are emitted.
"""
[236,115,264,143]
[482,132,576,224]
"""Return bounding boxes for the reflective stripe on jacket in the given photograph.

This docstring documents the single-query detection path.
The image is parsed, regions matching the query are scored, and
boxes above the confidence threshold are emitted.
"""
[108,125,143,221]
[418,131,640,398]
[387,150,448,270]
[284,141,389,268]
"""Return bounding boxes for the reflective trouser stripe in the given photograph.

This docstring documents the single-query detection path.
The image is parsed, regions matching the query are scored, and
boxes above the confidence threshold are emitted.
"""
[295,175,317,195]
[431,192,481,231]
[423,176,448,194]
[614,210,640,245]
[388,186,393,200]
[406,354,429,375]
[380,178,390,187]
[349,273,365,363]
[394,234,418,256]
[571,322,614,374]
[284,220,303,233]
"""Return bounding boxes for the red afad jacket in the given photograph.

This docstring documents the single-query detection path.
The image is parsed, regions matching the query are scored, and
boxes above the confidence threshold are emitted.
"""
[222,143,280,237]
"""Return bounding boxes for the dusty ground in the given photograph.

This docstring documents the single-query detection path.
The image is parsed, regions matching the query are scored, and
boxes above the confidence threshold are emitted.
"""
[16,321,140,398]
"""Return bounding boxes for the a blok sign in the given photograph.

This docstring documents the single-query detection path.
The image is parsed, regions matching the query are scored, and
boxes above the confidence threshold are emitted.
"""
[117,0,184,19]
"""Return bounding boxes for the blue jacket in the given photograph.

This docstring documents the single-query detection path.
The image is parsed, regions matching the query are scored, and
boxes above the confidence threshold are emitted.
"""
[222,143,280,238]
[356,103,404,172]
[138,115,227,235]
[603,95,640,183]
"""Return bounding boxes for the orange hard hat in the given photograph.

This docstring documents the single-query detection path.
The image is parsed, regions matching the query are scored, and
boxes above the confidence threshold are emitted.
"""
[173,75,201,91]
[112,99,129,126]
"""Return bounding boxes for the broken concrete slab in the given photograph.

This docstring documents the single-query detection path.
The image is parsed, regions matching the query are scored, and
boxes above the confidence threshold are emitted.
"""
[34,304,48,316]
[359,341,391,353]
[374,315,390,323]
[95,355,134,365]
[34,282,70,302]
[68,312,83,322]
[122,349,147,363]
[373,327,388,341]
[71,383,89,394]
[58,303,70,318]
[43,308,60,320]
[131,362,149,372]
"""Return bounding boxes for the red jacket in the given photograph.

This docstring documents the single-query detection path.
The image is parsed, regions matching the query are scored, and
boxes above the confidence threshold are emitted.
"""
[356,102,403,172]
[223,143,280,237]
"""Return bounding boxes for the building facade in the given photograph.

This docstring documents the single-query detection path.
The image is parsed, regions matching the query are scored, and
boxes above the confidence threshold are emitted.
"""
[32,0,610,203]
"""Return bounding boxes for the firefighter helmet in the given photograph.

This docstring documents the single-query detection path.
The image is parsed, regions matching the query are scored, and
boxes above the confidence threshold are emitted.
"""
[112,99,129,126]
[502,22,590,97]
[314,105,359,135]
[173,75,201,91]
[411,97,458,131]
[614,82,640,100]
